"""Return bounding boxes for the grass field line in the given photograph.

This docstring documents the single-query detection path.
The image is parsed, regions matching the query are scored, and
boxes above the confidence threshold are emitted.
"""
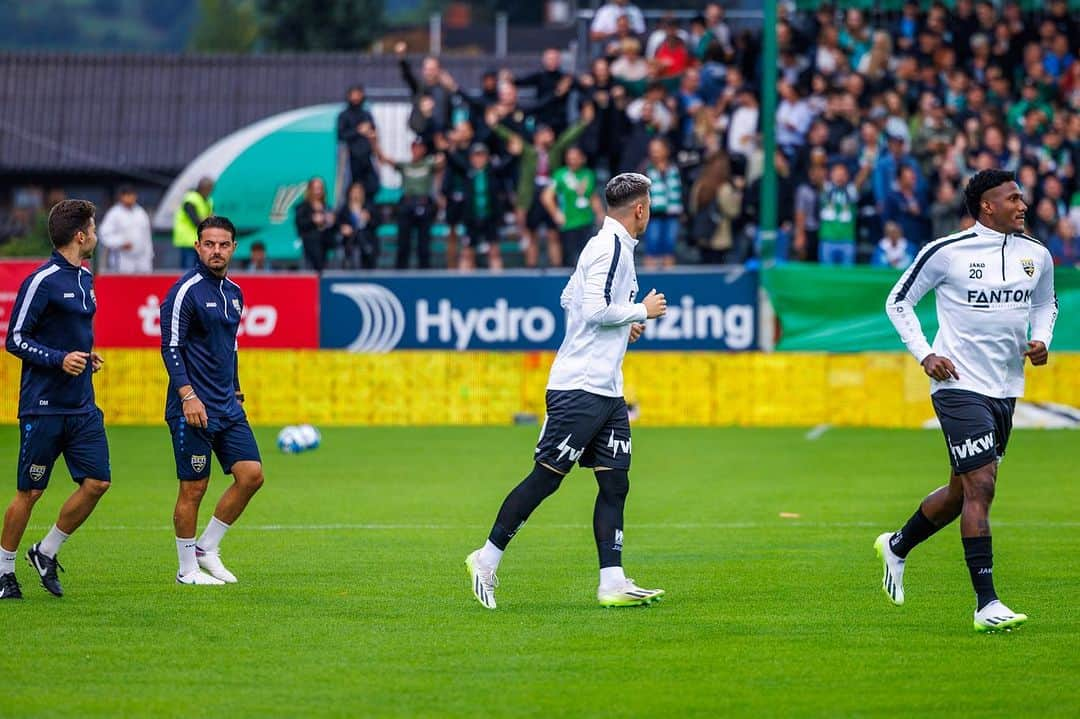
[27,520,1080,532]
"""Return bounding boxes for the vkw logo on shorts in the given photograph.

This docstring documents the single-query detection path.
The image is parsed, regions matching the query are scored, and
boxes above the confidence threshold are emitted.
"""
[1020,258,1035,277]
[28,464,46,482]
[950,432,995,461]
[190,454,208,473]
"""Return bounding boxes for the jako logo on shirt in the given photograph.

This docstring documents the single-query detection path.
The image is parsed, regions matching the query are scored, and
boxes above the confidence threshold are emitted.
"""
[950,432,995,461]
[138,295,277,338]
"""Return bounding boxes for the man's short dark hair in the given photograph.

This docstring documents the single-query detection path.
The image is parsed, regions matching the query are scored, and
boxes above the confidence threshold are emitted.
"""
[605,173,652,210]
[117,184,135,196]
[251,240,266,252]
[47,199,96,248]
[196,215,237,242]
[964,169,1015,218]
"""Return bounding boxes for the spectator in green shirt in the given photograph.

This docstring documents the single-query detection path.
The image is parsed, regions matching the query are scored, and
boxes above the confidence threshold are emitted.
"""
[490,102,595,268]
[375,138,443,269]
[446,143,509,271]
[541,146,603,268]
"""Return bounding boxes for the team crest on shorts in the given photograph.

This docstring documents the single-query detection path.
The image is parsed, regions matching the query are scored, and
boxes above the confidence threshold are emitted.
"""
[191,454,208,473]
[28,464,46,482]
[1020,258,1035,277]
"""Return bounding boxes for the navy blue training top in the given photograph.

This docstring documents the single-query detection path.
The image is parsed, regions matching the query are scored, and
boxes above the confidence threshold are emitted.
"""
[159,261,245,421]
[5,251,97,417]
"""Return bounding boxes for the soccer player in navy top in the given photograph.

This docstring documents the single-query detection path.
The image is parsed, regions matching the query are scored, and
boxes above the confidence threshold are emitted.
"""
[1,200,111,600]
[159,216,265,586]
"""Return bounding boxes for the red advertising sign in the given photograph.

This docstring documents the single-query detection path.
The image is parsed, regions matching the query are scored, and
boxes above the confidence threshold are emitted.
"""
[0,259,48,346]
[94,273,319,348]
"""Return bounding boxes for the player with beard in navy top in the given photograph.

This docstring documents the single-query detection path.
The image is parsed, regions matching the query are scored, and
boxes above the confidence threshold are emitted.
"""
[160,215,265,586]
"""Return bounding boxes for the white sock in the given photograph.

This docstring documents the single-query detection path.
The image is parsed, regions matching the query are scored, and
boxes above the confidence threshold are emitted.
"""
[197,516,230,553]
[176,537,198,576]
[477,540,503,570]
[38,524,70,559]
[600,566,626,588]
[0,545,16,575]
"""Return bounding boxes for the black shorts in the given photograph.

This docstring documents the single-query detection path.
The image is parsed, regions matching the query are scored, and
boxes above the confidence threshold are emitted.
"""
[931,389,1016,473]
[17,410,111,490]
[445,192,466,225]
[462,218,498,249]
[526,196,556,231]
[168,414,261,481]
[534,389,632,473]
[560,226,592,267]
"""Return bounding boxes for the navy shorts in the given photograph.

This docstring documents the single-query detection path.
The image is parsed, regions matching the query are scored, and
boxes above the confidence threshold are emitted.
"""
[534,389,632,474]
[18,410,111,490]
[931,389,1016,474]
[168,414,261,481]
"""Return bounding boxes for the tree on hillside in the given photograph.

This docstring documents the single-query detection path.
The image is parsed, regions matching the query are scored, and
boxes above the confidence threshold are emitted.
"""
[258,0,386,51]
[190,0,260,52]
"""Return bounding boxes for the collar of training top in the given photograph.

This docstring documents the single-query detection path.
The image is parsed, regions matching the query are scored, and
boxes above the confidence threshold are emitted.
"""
[972,220,1017,241]
[195,257,228,281]
[49,250,84,270]
[601,215,638,247]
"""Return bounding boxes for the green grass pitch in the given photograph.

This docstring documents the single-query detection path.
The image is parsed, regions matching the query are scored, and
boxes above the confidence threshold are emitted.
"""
[2,426,1077,718]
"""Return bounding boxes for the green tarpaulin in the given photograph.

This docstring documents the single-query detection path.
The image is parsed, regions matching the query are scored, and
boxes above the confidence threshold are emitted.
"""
[764,263,1079,352]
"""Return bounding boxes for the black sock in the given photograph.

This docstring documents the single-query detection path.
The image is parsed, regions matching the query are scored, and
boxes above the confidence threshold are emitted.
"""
[889,509,942,558]
[593,470,629,568]
[962,536,998,610]
[487,463,564,550]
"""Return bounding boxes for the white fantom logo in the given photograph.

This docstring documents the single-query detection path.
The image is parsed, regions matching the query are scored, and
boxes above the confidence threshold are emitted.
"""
[331,283,406,353]
[269,183,307,224]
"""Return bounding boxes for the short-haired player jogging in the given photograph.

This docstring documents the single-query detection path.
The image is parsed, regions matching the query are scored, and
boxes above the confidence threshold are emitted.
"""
[466,173,668,609]
[160,216,265,586]
[1,200,110,600]
[876,169,1057,632]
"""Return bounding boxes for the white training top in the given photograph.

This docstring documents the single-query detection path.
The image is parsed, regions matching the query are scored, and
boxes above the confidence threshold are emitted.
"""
[547,216,646,398]
[886,221,1058,399]
[99,203,154,273]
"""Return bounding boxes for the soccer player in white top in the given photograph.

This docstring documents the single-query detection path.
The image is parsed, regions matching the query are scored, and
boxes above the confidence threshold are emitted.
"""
[876,169,1057,632]
[466,173,667,609]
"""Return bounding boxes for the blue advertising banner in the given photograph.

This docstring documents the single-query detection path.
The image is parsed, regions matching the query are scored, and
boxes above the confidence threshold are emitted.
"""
[319,268,758,352]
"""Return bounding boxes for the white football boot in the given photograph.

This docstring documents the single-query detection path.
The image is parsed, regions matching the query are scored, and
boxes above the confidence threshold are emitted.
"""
[874,532,906,606]
[973,600,1028,633]
[597,578,664,607]
[176,569,225,586]
[465,550,498,609]
[196,547,238,583]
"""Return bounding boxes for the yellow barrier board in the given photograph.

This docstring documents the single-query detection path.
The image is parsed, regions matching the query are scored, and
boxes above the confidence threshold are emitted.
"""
[0,350,1077,428]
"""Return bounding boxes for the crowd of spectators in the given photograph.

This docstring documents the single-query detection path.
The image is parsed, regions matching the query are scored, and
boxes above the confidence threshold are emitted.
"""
[4,1,1077,273]
[312,0,1080,272]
